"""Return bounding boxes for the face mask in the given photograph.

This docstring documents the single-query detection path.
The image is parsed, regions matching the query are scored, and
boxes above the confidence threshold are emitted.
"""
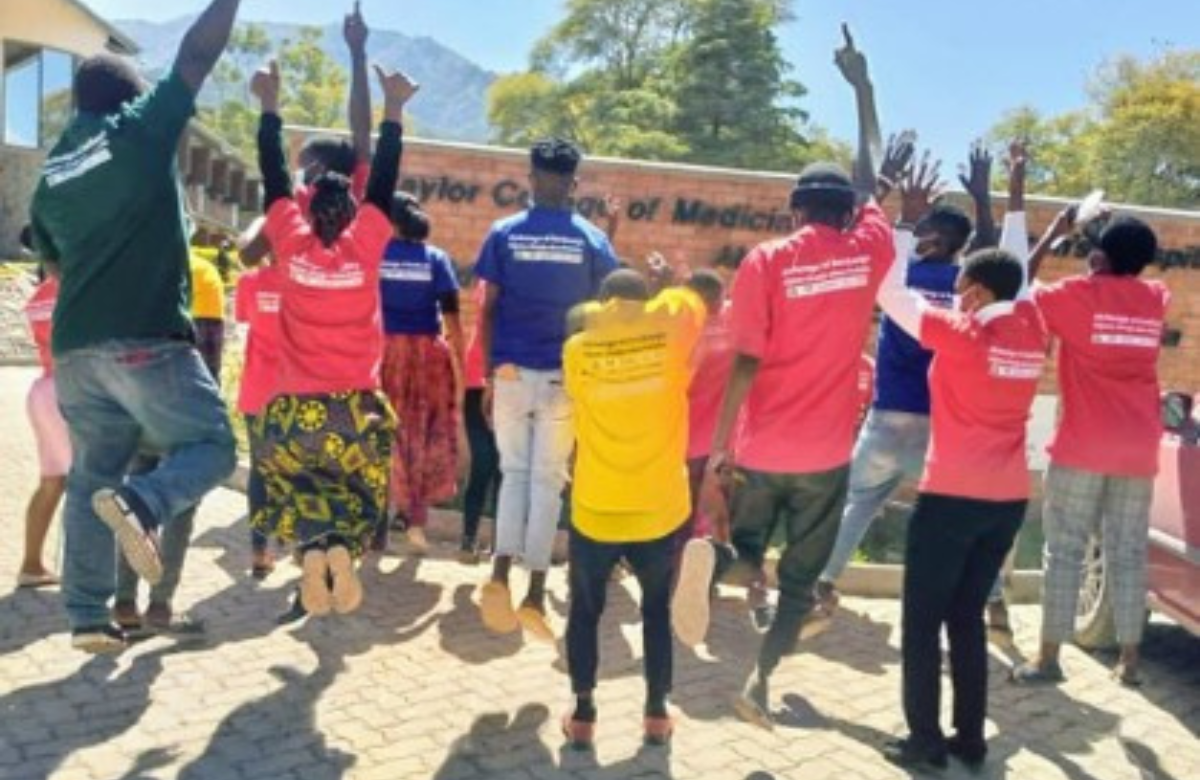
[952,294,965,312]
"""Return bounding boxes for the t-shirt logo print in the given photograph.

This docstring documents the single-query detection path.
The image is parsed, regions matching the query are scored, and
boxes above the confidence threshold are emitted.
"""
[783,254,872,299]
[1090,313,1161,349]
[510,234,586,265]
[290,258,365,289]
[43,133,113,188]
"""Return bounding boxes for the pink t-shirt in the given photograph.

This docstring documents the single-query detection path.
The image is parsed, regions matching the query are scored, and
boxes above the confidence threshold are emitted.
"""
[730,202,896,473]
[464,281,487,390]
[25,277,58,376]
[264,198,393,396]
[1033,275,1169,477]
[919,301,1048,501]
[688,302,735,459]
[234,264,284,415]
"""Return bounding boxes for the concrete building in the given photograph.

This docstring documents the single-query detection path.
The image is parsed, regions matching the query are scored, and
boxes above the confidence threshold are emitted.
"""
[0,0,259,257]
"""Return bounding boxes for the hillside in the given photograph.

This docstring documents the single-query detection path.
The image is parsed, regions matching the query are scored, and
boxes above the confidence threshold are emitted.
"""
[117,17,495,142]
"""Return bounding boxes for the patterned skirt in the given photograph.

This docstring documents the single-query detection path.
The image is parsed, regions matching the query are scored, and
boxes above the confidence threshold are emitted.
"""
[250,390,396,556]
[381,334,460,525]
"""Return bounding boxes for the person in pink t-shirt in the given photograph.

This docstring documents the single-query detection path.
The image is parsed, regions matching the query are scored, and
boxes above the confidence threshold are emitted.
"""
[247,57,415,618]
[19,239,66,589]
[1012,211,1169,688]
[233,249,284,578]
[873,167,1048,770]
[671,26,901,729]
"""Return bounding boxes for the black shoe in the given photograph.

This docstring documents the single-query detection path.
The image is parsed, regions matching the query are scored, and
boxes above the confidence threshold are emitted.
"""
[750,603,776,632]
[275,590,309,626]
[93,487,163,586]
[882,737,948,771]
[947,735,987,768]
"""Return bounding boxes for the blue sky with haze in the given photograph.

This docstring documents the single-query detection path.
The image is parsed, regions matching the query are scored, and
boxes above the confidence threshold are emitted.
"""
[82,0,1199,167]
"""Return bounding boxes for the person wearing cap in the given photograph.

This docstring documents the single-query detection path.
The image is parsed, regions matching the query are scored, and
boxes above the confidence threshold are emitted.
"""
[1011,208,1170,688]
[474,137,619,643]
[670,26,903,728]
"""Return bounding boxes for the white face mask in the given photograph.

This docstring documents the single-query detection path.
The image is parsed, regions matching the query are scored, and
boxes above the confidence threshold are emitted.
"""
[952,294,965,312]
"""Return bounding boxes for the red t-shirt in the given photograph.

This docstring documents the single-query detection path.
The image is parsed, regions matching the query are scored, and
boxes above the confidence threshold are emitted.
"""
[919,301,1048,501]
[464,281,487,390]
[234,264,284,415]
[294,161,370,215]
[730,202,896,473]
[1033,275,1169,477]
[688,302,736,459]
[25,277,58,376]
[264,198,393,396]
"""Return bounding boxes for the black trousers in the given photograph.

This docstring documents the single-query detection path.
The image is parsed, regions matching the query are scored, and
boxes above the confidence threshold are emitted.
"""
[566,528,676,703]
[902,492,1025,750]
[725,465,849,677]
[462,388,501,543]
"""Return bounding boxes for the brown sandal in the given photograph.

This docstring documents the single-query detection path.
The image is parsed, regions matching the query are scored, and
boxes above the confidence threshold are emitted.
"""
[561,713,595,751]
[643,715,674,746]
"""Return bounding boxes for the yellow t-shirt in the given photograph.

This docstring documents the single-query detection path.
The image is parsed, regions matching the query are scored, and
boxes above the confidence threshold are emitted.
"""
[190,254,225,320]
[564,287,706,543]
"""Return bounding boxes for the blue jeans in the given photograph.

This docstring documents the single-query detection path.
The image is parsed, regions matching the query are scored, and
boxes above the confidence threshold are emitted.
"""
[55,339,237,630]
[821,409,930,582]
[492,367,574,571]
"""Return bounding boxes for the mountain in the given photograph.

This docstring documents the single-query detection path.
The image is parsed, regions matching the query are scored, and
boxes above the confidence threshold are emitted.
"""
[116,17,496,142]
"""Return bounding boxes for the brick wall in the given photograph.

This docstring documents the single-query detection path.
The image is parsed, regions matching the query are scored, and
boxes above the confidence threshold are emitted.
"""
[288,132,1200,394]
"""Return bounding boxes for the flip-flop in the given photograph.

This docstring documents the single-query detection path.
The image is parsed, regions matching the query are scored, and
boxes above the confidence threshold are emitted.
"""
[672,539,716,647]
[16,572,59,589]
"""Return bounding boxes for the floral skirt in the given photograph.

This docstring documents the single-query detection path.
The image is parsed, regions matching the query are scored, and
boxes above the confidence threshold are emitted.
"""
[381,334,459,525]
[250,390,396,556]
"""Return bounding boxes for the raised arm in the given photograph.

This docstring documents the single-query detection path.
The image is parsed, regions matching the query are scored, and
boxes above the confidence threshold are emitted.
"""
[878,165,937,337]
[876,130,917,204]
[835,24,882,200]
[344,2,372,165]
[251,61,292,210]
[999,140,1031,293]
[960,140,997,251]
[175,0,243,94]
[364,66,419,213]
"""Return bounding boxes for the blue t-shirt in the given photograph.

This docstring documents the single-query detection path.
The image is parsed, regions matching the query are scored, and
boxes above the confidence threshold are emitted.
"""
[474,206,618,370]
[380,239,459,336]
[873,258,959,415]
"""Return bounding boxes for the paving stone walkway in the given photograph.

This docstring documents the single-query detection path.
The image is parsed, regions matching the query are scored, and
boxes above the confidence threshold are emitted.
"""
[0,366,1196,780]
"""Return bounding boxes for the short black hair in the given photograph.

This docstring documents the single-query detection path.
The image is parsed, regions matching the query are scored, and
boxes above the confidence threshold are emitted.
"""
[790,162,856,227]
[1099,216,1158,276]
[300,137,357,178]
[74,54,143,115]
[962,248,1024,302]
[531,137,582,176]
[686,269,725,310]
[391,193,431,242]
[599,269,650,302]
[916,203,973,256]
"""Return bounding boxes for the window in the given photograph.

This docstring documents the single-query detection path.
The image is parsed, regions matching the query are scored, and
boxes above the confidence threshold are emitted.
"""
[3,43,75,149]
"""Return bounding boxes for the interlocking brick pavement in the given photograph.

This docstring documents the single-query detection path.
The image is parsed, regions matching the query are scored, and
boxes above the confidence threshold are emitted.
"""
[0,365,1197,780]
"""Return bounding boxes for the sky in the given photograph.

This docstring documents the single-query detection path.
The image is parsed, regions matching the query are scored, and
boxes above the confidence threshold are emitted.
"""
[83,0,1199,168]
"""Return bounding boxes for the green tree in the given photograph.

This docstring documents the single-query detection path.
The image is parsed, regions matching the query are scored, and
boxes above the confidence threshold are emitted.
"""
[670,0,809,170]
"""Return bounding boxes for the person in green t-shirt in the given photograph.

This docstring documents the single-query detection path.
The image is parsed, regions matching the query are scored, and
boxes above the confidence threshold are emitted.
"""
[28,0,246,655]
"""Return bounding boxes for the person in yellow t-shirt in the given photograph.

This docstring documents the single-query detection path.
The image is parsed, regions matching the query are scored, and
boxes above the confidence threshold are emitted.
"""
[189,252,226,382]
[560,268,705,750]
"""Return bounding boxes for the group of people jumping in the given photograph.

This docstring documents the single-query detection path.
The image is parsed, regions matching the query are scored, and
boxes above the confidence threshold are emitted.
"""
[17,0,1171,771]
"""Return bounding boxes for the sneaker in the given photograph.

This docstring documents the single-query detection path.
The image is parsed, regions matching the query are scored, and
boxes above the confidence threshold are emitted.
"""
[516,604,556,644]
[480,581,519,634]
[671,539,716,647]
[406,526,429,556]
[946,735,987,768]
[814,580,840,613]
[327,546,363,614]
[71,624,127,654]
[92,488,163,586]
[750,603,776,632]
[732,676,774,731]
[300,549,332,617]
[1009,660,1065,686]
[882,737,948,771]
[561,713,595,751]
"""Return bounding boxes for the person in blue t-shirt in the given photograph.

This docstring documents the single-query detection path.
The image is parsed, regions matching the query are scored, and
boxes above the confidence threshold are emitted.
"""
[474,137,619,643]
[379,194,464,556]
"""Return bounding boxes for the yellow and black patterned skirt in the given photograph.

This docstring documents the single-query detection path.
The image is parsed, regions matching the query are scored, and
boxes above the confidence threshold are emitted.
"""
[249,390,396,556]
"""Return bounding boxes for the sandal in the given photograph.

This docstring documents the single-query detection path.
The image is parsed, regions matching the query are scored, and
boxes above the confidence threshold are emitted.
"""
[561,713,595,751]
[1009,660,1065,685]
[16,571,59,589]
[643,715,674,746]
[1111,664,1143,688]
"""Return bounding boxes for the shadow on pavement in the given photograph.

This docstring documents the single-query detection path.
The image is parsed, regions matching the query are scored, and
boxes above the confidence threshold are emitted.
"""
[0,585,64,655]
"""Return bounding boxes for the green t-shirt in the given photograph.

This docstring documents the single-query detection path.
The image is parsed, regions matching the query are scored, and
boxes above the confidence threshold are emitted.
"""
[30,70,197,355]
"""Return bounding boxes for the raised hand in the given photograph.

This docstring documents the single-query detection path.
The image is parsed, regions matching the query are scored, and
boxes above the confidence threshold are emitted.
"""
[250,59,281,113]
[877,130,917,202]
[958,139,993,204]
[834,23,871,89]
[375,65,420,113]
[899,150,945,225]
[1005,138,1029,212]
[343,1,369,54]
